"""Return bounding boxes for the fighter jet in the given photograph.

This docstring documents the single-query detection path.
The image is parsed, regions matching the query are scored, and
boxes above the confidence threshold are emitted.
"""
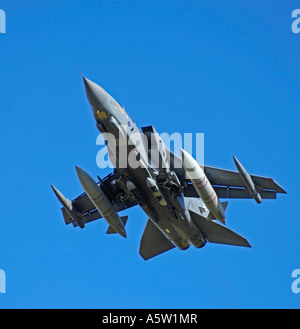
[52,75,286,260]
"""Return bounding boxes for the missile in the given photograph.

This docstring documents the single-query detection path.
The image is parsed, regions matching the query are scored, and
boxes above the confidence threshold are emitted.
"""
[51,185,85,228]
[180,149,226,224]
[233,156,262,204]
[75,166,127,238]
[146,177,167,206]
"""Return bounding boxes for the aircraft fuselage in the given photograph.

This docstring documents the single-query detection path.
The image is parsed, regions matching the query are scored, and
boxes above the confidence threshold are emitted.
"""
[83,77,207,250]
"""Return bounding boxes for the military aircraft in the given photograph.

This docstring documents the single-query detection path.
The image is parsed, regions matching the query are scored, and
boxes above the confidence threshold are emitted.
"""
[52,75,286,260]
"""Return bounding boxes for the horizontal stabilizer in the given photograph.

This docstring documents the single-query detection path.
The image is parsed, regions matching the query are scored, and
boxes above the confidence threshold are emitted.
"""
[139,219,175,260]
[106,216,128,234]
[190,210,251,248]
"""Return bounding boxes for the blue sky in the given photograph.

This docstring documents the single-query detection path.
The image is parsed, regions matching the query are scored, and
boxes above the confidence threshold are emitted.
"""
[0,0,299,309]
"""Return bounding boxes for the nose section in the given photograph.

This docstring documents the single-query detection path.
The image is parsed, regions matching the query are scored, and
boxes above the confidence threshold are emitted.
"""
[81,75,109,112]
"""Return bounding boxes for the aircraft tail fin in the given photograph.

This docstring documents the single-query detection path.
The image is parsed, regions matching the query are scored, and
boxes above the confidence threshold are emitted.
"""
[190,210,251,248]
[221,201,228,211]
[106,216,128,234]
[139,219,175,260]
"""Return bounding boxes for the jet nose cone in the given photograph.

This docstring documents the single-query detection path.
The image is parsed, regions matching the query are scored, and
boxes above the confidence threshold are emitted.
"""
[81,75,108,111]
